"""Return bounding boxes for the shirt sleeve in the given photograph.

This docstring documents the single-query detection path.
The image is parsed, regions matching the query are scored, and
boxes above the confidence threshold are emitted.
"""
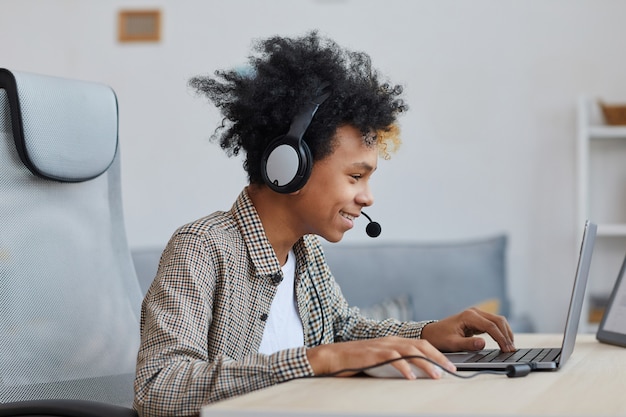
[133,232,314,417]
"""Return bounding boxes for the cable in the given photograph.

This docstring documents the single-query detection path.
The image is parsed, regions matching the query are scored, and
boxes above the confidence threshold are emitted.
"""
[315,355,534,379]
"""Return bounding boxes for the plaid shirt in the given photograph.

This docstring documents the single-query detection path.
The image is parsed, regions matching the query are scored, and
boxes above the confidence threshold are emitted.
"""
[133,188,432,417]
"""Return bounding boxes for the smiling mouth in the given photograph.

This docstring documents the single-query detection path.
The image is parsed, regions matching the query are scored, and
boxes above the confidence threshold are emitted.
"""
[340,211,356,221]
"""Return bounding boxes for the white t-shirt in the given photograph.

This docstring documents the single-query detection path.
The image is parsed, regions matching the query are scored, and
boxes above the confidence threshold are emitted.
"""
[258,250,305,354]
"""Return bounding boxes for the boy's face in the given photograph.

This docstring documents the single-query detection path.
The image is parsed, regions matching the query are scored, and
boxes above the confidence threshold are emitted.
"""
[293,125,378,242]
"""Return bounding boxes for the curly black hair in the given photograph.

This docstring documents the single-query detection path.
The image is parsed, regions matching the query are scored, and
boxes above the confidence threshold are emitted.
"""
[189,30,408,184]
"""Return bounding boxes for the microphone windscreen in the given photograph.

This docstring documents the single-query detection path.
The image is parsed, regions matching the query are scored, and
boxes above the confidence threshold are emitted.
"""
[366,221,382,238]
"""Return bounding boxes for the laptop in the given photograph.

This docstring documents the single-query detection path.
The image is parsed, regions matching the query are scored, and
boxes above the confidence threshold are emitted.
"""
[444,220,597,371]
[596,249,626,347]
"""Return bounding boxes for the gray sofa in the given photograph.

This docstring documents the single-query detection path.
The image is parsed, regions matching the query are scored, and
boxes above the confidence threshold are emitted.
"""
[132,234,533,333]
[323,235,532,329]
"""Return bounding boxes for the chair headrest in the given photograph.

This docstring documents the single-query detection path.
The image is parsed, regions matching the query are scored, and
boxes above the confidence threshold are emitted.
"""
[0,68,118,182]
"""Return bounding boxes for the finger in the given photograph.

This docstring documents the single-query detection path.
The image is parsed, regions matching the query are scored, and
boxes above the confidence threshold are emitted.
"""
[379,339,453,379]
[475,308,515,345]
[486,311,515,350]
[390,356,446,380]
[389,358,420,380]
[408,341,457,377]
[453,335,486,352]
[409,358,452,379]
[469,309,515,351]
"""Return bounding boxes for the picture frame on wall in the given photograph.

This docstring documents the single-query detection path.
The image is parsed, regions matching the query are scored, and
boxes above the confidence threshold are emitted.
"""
[118,10,161,43]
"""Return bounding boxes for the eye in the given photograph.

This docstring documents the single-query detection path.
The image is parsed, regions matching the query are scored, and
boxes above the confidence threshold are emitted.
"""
[350,174,362,181]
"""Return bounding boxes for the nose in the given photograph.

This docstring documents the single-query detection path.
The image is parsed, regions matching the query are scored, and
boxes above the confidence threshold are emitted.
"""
[356,183,374,207]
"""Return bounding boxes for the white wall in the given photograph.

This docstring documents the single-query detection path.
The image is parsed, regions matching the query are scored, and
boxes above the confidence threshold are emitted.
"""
[3,0,626,332]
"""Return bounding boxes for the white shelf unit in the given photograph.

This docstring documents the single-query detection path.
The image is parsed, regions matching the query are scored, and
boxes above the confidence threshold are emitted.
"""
[577,96,626,333]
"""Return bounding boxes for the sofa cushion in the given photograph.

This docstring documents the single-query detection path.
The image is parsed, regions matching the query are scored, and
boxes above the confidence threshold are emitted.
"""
[322,235,510,322]
[359,295,413,322]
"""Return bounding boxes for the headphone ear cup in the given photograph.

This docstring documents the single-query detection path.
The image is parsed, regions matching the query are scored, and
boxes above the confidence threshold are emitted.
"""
[260,83,329,194]
[261,134,312,193]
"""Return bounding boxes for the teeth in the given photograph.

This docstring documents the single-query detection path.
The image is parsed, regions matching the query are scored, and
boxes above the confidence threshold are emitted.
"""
[340,211,355,221]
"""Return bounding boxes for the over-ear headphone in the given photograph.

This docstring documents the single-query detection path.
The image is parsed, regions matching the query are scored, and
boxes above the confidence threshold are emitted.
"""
[260,83,331,193]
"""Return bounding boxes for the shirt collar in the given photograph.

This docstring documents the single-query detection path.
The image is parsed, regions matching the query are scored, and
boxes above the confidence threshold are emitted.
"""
[230,188,318,280]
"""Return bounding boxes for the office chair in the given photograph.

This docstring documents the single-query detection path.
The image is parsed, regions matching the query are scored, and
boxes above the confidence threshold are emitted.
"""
[0,69,141,417]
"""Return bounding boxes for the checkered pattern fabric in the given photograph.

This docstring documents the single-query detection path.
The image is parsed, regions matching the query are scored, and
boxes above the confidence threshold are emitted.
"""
[134,188,432,417]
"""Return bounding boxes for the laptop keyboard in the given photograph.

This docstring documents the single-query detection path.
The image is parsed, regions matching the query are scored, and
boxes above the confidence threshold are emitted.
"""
[463,348,561,364]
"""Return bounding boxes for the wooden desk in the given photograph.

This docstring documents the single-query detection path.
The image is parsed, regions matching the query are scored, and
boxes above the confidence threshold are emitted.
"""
[201,334,626,416]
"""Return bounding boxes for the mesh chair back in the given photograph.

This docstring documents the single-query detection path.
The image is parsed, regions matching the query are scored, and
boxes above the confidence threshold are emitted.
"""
[0,69,142,407]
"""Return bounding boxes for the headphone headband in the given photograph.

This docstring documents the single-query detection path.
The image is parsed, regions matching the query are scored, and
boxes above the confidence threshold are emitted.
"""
[284,87,330,142]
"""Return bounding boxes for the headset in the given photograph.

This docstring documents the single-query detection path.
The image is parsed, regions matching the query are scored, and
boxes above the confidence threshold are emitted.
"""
[260,83,331,194]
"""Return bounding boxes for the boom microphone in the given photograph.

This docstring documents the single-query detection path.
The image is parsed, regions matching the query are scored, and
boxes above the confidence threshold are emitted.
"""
[362,211,381,238]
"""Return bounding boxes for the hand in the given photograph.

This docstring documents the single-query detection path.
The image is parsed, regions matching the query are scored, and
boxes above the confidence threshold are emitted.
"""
[420,307,515,353]
[306,336,456,380]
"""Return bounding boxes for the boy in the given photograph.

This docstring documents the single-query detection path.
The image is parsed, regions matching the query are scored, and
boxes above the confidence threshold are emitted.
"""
[134,31,514,417]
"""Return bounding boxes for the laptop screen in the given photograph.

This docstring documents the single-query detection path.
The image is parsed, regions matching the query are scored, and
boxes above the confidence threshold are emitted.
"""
[558,220,597,367]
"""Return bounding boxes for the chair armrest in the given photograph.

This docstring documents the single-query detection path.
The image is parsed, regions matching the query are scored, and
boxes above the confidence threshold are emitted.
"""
[0,399,137,417]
